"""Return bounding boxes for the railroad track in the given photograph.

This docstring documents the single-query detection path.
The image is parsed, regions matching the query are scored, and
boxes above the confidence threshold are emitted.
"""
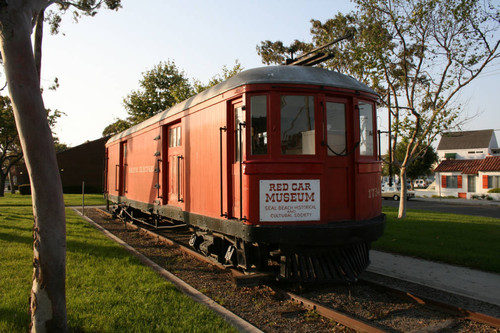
[89,207,500,332]
[278,282,500,333]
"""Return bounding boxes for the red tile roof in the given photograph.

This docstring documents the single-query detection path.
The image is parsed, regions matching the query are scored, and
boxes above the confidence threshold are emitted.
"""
[434,159,481,174]
[462,160,484,174]
[479,156,500,171]
[434,156,500,174]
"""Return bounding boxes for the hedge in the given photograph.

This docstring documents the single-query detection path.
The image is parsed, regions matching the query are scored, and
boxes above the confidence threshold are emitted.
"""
[18,184,31,195]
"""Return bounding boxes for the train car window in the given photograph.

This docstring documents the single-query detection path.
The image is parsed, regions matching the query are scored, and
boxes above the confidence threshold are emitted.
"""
[168,126,182,148]
[326,102,346,156]
[281,95,315,155]
[250,95,267,155]
[235,106,245,162]
[359,102,374,156]
[169,128,175,148]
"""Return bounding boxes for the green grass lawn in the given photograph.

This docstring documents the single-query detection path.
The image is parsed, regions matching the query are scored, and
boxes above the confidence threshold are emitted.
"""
[374,207,500,273]
[0,205,237,333]
[0,192,106,207]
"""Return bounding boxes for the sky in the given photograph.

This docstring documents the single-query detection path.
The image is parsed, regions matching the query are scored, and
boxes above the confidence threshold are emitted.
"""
[38,0,500,149]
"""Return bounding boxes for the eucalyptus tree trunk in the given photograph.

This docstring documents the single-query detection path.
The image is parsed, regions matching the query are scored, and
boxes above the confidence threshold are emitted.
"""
[9,170,16,194]
[0,3,67,332]
[398,168,408,219]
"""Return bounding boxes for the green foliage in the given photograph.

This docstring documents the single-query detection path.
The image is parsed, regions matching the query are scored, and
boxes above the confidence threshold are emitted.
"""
[0,95,23,197]
[0,207,237,333]
[374,207,500,273]
[101,118,132,137]
[45,1,122,35]
[382,140,438,180]
[487,188,500,193]
[46,108,66,148]
[123,60,193,124]
[256,40,314,65]
[471,193,493,200]
[103,60,244,135]
[0,95,66,196]
[53,138,68,152]
[193,60,244,93]
[0,95,17,138]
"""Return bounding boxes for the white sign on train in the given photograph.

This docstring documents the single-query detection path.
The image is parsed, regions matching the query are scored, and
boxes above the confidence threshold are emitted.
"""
[259,179,320,222]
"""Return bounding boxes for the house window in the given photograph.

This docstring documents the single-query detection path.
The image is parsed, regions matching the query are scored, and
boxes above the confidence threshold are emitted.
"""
[442,175,462,189]
[488,175,500,188]
[444,153,456,160]
[446,176,458,188]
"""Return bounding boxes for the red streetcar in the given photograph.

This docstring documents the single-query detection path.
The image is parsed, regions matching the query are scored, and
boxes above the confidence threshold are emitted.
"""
[105,66,385,281]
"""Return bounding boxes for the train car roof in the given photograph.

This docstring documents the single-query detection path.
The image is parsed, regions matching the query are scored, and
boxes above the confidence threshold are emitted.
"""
[107,66,377,144]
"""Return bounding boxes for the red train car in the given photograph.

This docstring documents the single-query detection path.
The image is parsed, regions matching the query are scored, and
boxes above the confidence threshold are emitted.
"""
[105,66,385,281]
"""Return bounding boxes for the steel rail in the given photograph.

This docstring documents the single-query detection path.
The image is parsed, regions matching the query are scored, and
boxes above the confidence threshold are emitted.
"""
[360,278,500,329]
[272,287,388,333]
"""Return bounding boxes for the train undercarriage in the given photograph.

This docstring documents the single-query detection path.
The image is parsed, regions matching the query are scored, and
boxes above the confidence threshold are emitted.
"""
[110,202,383,283]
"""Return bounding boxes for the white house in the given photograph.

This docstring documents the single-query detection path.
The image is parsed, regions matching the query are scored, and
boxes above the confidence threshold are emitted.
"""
[436,129,498,162]
[433,129,500,199]
[434,157,500,198]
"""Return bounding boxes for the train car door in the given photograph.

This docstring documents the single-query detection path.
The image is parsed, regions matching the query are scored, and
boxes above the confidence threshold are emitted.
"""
[119,141,128,196]
[324,99,354,220]
[231,101,245,220]
[166,123,183,204]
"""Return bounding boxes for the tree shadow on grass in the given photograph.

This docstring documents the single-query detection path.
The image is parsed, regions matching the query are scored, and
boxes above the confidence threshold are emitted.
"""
[0,307,29,331]
[0,231,31,245]
[66,238,135,261]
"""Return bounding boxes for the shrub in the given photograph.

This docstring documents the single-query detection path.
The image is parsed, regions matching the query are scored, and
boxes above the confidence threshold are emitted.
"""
[18,184,31,195]
[487,188,500,193]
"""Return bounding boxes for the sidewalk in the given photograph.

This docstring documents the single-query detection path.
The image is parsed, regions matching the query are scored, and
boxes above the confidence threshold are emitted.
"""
[413,191,500,207]
[368,250,500,307]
